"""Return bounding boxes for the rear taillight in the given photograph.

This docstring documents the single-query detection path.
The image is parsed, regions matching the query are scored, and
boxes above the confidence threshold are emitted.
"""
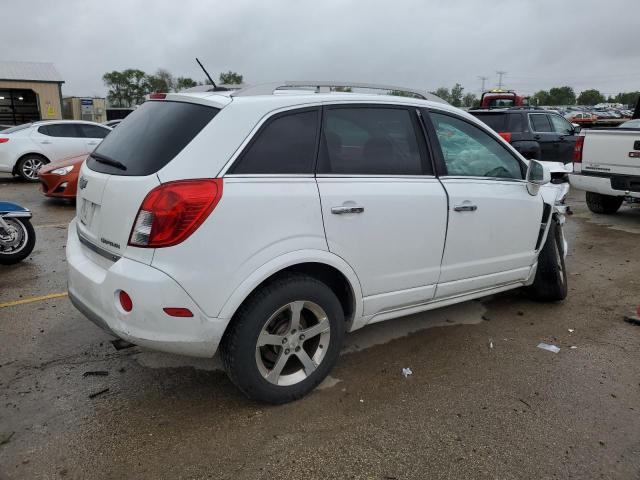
[149,92,166,100]
[498,132,512,142]
[573,136,584,163]
[129,179,223,248]
[0,138,9,143]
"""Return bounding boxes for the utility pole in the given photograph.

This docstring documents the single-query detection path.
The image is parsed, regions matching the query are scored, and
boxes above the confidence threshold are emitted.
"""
[478,76,488,93]
[496,71,507,89]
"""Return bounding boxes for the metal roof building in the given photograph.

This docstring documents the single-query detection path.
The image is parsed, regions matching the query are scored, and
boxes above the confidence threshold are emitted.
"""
[0,61,64,125]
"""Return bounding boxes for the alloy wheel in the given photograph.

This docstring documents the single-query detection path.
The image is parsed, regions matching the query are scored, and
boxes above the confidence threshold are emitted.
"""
[255,301,331,386]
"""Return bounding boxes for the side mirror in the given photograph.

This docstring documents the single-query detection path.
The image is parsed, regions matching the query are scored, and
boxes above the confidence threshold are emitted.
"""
[571,123,581,134]
[526,159,550,196]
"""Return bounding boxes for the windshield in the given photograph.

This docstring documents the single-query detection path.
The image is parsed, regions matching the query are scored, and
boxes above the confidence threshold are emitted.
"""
[87,101,219,176]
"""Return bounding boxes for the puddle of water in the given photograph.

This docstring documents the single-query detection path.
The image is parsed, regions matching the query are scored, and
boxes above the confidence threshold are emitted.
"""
[134,300,486,373]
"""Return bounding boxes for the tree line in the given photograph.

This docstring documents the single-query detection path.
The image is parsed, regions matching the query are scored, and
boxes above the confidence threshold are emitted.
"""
[531,87,640,106]
[102,69,639,109]
[103,69,244,107]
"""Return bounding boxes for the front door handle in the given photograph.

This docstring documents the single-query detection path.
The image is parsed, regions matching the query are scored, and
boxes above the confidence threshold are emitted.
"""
[453,204,478,212]
[87,141,98,145]
[331,205,364,214]
[40,140,52,144]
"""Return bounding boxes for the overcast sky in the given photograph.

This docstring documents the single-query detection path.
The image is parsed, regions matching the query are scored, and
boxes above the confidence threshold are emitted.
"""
[4,0,639,98]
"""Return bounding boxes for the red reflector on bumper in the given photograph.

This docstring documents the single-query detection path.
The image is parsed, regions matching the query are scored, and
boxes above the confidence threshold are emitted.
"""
[163,307,194,317]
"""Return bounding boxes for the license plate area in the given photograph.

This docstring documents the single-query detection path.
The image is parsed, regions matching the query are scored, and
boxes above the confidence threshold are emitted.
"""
[79,199,98,227]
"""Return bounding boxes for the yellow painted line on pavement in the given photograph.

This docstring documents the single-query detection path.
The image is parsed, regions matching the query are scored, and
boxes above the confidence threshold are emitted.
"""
[0,292,68,309]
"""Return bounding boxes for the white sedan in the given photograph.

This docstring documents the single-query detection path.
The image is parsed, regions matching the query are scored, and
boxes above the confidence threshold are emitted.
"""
[0,120,112,181]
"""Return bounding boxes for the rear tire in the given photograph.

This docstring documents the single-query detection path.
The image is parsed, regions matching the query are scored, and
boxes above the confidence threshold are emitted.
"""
[0,218,36,265]
[221,273,345,404]
[528,220,567,302]
[585,191,623,214]
[16,154,48,182]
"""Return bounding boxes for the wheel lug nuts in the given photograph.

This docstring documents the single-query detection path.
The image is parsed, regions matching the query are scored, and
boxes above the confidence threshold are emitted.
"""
[299,334,305,341]
[295,346,300,352]
[284,348,290,355]
[282,338,287,344]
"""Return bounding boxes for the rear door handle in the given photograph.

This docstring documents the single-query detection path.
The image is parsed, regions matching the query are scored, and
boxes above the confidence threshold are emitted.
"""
[453,204,478,212]
[331,206,364,214]
[40,140,52,144]
[87,141,99,145]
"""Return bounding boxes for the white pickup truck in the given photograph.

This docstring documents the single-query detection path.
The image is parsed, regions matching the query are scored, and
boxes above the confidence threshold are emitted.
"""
[570,120,640,214]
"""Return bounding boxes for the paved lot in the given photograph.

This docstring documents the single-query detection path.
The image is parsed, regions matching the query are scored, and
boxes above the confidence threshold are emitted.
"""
[1,174,639,480]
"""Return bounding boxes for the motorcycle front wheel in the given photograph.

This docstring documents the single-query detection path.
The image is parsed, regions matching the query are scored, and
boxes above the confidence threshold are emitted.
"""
[0,217,36,265]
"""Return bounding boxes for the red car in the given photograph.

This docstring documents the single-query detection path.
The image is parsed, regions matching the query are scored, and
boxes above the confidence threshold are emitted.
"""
[38,154,87,199]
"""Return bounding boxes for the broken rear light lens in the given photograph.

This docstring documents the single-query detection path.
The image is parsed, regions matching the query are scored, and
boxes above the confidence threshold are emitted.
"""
[129,179,223,248]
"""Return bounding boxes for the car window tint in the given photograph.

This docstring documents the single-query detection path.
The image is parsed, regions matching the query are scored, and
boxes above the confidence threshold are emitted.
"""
[40,124,82,138]
[529,114,552,132]
[507,114,524,132]
[431,112,523,180]
[472,113,506,132]
[318,107,424,175]
[79,124,110,139]
[230,110,318,174]
[548,115,573,135]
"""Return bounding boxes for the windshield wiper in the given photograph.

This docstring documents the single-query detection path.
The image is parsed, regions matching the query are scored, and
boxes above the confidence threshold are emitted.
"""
[91,152,127,171]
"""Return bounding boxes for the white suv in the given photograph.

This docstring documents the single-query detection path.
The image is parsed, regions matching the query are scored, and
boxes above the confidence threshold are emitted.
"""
[67,82,568,403]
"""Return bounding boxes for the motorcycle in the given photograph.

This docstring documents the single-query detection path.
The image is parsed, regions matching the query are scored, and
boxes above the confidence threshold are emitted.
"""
[0,201,36,265]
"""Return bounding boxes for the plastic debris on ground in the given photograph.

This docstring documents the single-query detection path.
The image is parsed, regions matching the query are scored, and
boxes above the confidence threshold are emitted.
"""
[624,306,640,326]
[537,342,560,353]
[402,368,413,378]
[568,329,575,333]
[570,346,578,349]
[489,339,494,349]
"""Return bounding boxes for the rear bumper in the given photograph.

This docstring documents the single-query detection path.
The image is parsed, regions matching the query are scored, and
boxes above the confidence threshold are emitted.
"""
[569,173,640,199]
[66,218,227,357]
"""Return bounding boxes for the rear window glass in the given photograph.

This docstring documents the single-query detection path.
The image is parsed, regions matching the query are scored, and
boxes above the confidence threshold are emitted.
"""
[507,114,524,132]
[2,123,32,134]
[87,101,218,176]
[472,114,506,132]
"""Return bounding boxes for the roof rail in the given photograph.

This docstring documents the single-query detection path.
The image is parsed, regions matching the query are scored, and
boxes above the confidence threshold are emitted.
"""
[230,81,448,104]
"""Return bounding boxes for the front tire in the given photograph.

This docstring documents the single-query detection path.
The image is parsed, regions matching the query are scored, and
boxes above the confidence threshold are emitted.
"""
[585,191,623,214]
[221,273,345,404]
[528,220,567,302]
[0,218,36,265]
[16,154,48,182]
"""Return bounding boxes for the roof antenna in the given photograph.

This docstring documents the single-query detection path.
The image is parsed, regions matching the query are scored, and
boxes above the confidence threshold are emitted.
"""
[195,58,227,91]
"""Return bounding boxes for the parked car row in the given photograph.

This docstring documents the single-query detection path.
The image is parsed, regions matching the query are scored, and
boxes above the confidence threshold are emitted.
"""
[0,120,110,182]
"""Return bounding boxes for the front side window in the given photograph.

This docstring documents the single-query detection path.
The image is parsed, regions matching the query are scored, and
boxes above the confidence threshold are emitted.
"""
[318,107,425,175]
[529,114,553,133]
[230,109,319,174]
[431,112,523,179]
[549,115,573,135]
[80,124,110,139]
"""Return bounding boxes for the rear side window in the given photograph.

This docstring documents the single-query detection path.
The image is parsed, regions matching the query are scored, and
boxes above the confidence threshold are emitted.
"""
[529,114,552,132]
[318,107,426,175]
[507,114,524,132]
[80,124,110,139]
[229,109,319,174]
[39,124,81,138]
[87,101,218,176]
[472,113,506,132]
